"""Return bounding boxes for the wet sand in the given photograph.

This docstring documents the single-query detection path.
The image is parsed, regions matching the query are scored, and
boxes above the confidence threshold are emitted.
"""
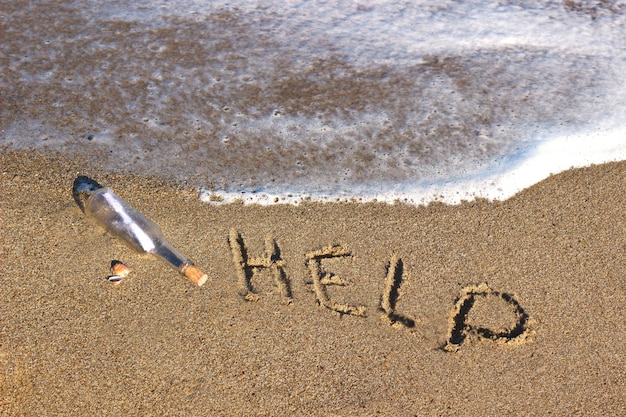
[1,149,625,415]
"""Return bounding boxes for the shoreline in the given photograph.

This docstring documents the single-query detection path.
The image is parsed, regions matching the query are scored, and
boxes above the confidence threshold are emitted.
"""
[1,149,625,415]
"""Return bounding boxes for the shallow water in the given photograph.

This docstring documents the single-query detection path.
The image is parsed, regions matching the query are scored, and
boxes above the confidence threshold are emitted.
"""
[3,0,626,204]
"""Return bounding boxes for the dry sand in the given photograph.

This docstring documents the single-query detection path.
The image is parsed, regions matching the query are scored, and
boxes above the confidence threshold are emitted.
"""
[1,149,624,416]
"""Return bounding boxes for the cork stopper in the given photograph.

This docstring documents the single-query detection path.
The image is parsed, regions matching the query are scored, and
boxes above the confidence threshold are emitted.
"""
[182,264,209,286]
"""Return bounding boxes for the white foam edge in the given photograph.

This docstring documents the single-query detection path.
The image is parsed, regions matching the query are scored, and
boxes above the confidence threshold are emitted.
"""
[199,126,626,207]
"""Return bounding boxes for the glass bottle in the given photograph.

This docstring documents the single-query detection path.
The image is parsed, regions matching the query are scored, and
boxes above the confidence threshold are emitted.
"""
[73,176,208,286]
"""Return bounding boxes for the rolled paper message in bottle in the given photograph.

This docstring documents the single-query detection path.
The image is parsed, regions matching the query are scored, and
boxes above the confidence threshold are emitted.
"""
[72,176,208,286]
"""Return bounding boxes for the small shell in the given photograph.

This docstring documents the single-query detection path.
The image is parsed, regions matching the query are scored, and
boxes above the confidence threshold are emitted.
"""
[108,275,124,285]
[110,261,131,278]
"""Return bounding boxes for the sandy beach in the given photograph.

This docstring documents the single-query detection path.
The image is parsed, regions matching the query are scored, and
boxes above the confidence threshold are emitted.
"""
[1,149,624,415]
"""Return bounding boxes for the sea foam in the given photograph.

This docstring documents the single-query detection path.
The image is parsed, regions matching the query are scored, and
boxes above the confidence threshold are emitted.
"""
[3,0,626,206]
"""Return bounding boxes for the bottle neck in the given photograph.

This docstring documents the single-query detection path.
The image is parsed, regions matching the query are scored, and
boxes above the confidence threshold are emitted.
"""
[152,239,190,271]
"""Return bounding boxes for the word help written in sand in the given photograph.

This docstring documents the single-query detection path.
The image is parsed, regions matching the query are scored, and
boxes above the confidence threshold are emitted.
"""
[228,229,534,351]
